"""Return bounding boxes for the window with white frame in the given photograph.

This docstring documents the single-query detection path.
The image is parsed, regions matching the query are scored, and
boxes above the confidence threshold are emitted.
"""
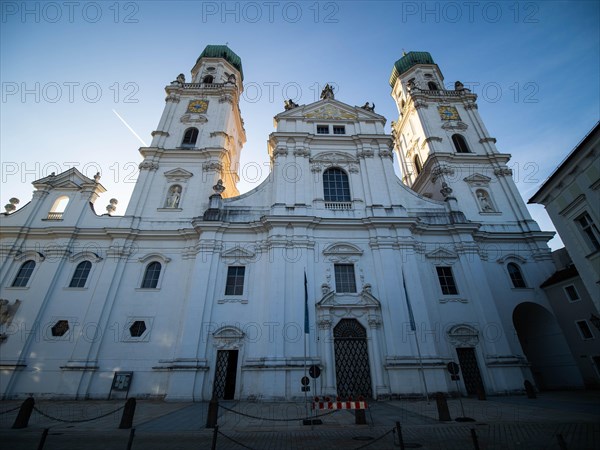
[507,263,527,288]
[564,284,580,302]
[576,320,594,340]
[225,266,245,295]
[575,212,600,252]
[69,261,92,288]
[436,266,458,295]
[12,260,36,287]
[333,125,346,135]
[317,125,329,134]
[141,262,161,289]
[334,264,357,293]
[323,168,351,202]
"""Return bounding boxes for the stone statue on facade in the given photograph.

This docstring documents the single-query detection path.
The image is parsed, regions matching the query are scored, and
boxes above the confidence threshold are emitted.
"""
[361,102,375,112]
[167,185,181,208]
[440,182,453,198]
[0,299,20,326]
[176,73,186,84]
[320,84,335,100]
[213,179,226,195]
[477,190,494,212]
[284,99,299,110]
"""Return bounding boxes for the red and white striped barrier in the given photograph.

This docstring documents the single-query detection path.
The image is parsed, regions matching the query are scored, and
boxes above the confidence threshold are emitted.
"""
[312,397,368,410]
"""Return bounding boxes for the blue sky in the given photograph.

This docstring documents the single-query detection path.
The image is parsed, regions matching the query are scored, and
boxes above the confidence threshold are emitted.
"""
[1,1,599,249]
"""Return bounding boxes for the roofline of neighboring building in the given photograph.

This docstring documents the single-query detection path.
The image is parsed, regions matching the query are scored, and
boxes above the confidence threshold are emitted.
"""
[539,265,579,289]
[528,121,600,204]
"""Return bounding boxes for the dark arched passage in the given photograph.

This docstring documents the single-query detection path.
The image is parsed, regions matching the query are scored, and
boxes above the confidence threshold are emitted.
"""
[513,302,582,389]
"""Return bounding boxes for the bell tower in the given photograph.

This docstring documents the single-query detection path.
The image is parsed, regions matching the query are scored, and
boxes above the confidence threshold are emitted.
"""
[390,52,539,229]
[126,45,246,218]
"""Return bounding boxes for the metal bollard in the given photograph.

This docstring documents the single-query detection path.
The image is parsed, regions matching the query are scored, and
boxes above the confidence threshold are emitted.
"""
[395,421,405,450]
[126,428,136,450]
[524,380,537,399]
[211,425,219,450]
[556,433,568,450]
[12,397,35,429]
[355,408,367,425]
[476,385,486,401]
[470,428,480,450]
[206,396,219,429]
[435,392,452,421]
[119,398,137,429]
[37,428,49,450]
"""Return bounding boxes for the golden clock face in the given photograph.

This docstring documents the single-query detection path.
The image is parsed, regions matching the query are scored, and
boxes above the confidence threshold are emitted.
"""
[187,100,209,113]
[438,106,460,121]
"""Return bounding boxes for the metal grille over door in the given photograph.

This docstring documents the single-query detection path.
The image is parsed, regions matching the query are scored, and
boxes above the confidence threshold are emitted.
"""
[456,347,484,396]
[334,319,372,398]
[213,350,238,400]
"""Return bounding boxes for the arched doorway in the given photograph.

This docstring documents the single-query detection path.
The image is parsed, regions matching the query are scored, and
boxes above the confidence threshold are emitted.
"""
[513,302,583,389]
[334,319,372,398]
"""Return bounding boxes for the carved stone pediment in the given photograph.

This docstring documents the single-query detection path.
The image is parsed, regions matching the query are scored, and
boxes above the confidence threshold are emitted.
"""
[323,243,363,263]
[463,173,491,186]
[164,168,193,182]
[213,326,244,340]
[180,113,208,124]
[496,254,527,264]
[304,104,357,120]
[310,152,358,165]
[447,324,479,347]
[425,247,458,260]
[316,290,381,309]
[32,168,102,191]
[213,326,244,349]
[221,245,256,260]
[441,121,468,131]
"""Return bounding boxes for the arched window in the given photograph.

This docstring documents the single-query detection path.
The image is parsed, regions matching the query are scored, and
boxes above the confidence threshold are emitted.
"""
[427,81,439,90]
[141,262,161,289]
[69,261,92,288]
[181,127,199,147]
[48,196,69,220]
[202,75,214,84]
[507,263,527,288]
[414,155,423,175]
[452,134,470,153]
[323,168,351,202]
[12,260,36,287]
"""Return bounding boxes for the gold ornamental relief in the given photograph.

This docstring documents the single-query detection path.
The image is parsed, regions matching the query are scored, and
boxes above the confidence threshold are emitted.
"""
[304,105,357,120]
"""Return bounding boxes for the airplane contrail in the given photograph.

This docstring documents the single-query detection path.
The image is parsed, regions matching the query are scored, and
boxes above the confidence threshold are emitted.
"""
[112,109,148,147]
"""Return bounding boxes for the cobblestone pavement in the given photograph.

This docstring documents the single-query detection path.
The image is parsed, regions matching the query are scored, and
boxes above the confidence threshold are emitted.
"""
[1,391,599,449]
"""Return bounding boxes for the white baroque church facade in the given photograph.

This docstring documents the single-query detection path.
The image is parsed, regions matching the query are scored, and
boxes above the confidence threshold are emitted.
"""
[0,47,583,401]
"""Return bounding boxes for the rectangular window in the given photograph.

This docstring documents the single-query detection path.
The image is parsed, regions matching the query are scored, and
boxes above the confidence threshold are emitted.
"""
[576,212,600,251]
[436,266,458,295]
[317,125,329,134]
[564,285,580,302]
[334,264,356,293]
[576,320,594,340]
[333,126,346,135]
[225,266,245,296]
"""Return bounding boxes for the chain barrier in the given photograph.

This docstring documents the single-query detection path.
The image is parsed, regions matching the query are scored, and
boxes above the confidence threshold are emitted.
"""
[218,403,339,422]
[32,404,124,423]
[352,427,395,449]
[217,429,256,449]
[0,406,21,415]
